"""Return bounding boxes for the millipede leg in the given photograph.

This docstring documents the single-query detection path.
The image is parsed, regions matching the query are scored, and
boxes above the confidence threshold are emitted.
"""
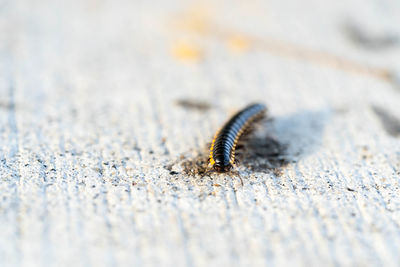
[229,170,243,186]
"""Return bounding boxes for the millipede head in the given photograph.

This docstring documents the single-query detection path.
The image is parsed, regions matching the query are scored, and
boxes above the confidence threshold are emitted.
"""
[213,160,233,173]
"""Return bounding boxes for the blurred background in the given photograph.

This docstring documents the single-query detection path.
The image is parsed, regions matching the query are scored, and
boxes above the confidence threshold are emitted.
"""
[1,0,400,266]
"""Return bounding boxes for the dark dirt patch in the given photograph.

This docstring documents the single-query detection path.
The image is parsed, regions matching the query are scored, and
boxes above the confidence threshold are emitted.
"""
[178,134,290,177]
[180,152,209,176]
[238,136,289,172]
[168,109,330,179]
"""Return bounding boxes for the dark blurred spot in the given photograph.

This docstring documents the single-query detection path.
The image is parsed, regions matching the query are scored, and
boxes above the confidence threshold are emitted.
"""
[343,22,399,50]
[0,101,11,109]
[372,105,400,137]
[175,99,211,111]
[388,72,400,91]
[335,106,349,114]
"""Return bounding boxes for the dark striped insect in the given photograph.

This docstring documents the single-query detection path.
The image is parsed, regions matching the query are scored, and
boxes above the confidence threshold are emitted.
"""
[209,103,267,172]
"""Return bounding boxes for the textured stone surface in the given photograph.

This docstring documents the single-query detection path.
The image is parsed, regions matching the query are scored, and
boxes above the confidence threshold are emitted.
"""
[1,0,400,266]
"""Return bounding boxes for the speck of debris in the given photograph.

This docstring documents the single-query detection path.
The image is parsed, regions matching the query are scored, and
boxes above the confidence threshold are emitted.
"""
[149,150,154,154]
[175,99,211,111]
[164,164,173,171]
[172,186,179,191]
[273,168,284,177]
[94,168,103,175]
[347,187,356,192]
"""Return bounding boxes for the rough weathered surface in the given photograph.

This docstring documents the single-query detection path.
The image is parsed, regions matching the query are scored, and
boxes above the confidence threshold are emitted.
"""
[1,0,400,266]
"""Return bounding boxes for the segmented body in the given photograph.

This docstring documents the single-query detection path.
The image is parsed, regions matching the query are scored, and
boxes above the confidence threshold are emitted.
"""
[209,103,267,172]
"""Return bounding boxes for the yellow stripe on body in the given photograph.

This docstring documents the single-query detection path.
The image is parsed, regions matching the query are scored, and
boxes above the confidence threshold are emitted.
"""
[209,130,219,166]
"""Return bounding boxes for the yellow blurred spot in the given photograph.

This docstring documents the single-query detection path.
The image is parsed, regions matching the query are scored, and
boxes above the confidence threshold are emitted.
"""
[172,5,213,35]
[227,35,252,53]
[172,42,202,62]
[180,15,209,34]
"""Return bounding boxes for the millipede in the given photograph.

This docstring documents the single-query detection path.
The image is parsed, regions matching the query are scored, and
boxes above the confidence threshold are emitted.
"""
[209,103,267,173]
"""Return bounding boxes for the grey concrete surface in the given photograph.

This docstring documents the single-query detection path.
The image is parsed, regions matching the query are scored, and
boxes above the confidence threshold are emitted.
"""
[1,0,400,266]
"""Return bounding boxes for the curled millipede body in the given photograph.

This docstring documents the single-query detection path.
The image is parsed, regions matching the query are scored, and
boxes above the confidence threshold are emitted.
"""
[209,103,267,172]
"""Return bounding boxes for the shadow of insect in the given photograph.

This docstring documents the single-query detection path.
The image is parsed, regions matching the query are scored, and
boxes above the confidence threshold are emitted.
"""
[172,109,330,186]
